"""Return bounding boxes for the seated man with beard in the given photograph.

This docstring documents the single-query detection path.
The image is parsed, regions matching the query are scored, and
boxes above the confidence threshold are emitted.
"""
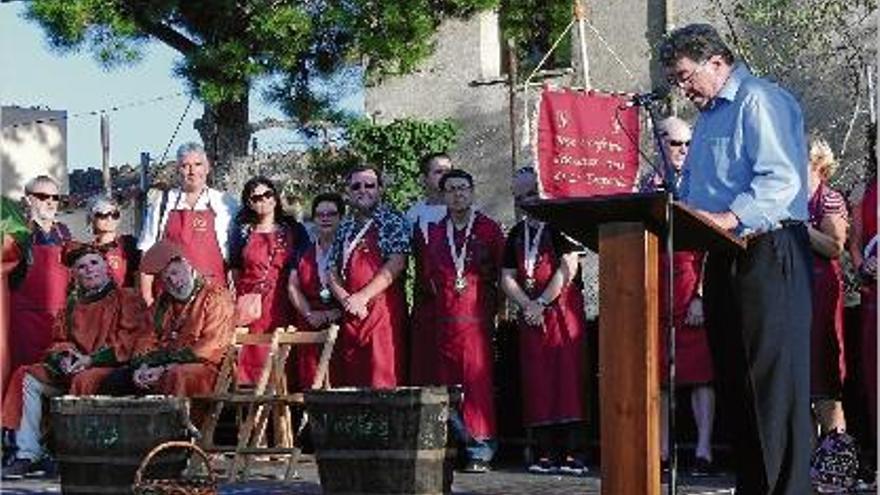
[2,243,146,479]
[99,240,233,399]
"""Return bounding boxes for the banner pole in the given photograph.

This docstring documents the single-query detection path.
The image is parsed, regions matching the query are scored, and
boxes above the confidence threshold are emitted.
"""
[574,1,591,90]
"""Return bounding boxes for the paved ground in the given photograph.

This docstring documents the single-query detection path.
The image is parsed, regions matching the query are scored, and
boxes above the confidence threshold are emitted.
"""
[1,455,740,494]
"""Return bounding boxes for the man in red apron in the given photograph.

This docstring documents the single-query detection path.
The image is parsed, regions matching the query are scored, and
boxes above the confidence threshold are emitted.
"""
[327,165,409,388]
[6,176,70,388]
[500,167,589,476]
[423,169,505,473]
[407,153,452,385]
[137,142,238,306]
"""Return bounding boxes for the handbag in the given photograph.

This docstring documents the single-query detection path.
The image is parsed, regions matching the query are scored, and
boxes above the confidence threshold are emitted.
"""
[234,227,287,327]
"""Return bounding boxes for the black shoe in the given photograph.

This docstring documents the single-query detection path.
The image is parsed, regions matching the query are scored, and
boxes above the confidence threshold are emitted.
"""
[689,457,715,477]
[2,457,33,480]
[25,457,57,479]
[462,459,491,473]
[527,458,557,474]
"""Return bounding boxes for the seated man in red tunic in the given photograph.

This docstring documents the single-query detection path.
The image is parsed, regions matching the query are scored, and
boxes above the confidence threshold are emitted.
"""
[99,240,234,399]
[2,243,147,479]
[422,169,505,473]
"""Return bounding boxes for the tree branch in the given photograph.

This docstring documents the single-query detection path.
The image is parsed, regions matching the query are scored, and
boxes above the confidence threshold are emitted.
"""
[123,4,199,55]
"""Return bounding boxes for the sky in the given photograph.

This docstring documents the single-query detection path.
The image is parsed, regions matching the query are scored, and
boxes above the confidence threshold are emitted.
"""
[0,3,363,171]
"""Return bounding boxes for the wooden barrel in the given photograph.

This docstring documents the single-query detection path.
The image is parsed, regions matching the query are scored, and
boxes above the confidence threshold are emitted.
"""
[305,386,461,495]
[50,395,189,495]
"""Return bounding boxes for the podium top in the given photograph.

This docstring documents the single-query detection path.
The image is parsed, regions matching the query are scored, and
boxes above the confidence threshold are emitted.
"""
[521,192,746,253]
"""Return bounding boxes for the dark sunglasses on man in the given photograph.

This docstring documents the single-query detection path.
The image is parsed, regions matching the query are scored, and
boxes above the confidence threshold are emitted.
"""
[28,191,61,202]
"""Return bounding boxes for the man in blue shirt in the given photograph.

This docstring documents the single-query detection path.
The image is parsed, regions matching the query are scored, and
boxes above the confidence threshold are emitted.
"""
[659,24,812,494]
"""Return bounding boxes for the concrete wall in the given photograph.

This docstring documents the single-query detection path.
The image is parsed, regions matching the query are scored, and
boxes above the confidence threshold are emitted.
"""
[365,11,516,227]
[1,106,68,198]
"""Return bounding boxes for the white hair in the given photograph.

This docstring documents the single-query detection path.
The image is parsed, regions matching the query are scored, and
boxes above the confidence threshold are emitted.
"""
[176,142,208,163]
[24,175,60,193]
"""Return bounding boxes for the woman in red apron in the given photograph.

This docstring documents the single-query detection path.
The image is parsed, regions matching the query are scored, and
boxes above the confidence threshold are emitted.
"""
[502,216,588,475]
[805,138,850,439]
[287,193,344,390]
[853,177,877,437]
[88,196,140,288]
[230,177,310,385]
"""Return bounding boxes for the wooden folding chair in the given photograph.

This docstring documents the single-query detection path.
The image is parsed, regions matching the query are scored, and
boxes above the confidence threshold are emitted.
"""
[195,324,338,481]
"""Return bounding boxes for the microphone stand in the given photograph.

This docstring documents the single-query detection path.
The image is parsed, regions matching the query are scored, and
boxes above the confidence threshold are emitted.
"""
[639,94,679,495]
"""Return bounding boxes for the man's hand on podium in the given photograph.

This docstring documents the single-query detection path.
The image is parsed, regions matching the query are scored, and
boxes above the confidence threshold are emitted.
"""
[695,209,739,231]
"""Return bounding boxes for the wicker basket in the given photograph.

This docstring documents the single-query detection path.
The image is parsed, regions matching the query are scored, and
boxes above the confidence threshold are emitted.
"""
[132,441,217,495]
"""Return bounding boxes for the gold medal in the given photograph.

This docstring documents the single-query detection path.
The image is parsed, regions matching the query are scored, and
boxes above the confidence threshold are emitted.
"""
[319,287,332,304]
[454,277,467,293]
[525,277,536,291]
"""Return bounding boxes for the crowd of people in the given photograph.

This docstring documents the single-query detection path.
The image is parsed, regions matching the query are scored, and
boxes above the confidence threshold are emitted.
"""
[0,22,876,495]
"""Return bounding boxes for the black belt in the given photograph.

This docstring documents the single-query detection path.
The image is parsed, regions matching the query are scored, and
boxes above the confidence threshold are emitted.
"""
[743,219,804,243]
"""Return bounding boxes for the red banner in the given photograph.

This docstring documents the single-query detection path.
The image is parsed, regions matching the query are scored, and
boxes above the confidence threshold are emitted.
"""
[535,89,640,198]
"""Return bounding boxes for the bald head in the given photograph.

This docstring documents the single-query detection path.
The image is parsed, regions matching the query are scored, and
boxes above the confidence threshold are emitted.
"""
[657,117,692,171]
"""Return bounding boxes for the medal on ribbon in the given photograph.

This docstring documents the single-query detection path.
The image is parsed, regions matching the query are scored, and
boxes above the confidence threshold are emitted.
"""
[447,210,476,296]
[316,242,333,303]
[523,220,545,295]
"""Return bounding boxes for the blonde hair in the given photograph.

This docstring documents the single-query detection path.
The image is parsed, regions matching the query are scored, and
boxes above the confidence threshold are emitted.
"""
[809,136,838,181]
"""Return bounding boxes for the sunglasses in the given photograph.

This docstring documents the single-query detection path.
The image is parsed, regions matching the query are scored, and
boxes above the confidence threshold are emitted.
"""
[350,182,377,192]
[668,140,691,148]
[94,210,121,220]
[28,192,61,202]
[249,190,275,203]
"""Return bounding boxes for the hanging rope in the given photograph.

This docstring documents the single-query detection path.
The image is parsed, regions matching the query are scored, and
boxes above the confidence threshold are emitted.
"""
[581,17,642,89]
[158,95,195,164]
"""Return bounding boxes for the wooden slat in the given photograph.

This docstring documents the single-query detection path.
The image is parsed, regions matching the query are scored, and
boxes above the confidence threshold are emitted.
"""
[598,222,660,495]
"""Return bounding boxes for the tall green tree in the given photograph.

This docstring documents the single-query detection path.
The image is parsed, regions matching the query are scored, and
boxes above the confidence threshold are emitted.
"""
[23,0,495,177]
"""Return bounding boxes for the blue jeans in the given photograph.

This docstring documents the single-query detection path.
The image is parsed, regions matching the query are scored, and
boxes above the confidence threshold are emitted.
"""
[450,411,497,462]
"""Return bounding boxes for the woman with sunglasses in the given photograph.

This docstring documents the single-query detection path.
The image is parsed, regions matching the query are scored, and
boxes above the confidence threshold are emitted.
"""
[230,177,310,385]
[87,196,140,288]
[286,193,345,390]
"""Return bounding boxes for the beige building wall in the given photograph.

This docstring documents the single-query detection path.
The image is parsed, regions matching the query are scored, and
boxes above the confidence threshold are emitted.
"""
[1,106,69,199]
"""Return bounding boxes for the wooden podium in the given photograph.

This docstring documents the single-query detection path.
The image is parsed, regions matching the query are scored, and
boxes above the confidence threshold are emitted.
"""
[523,192,744,495]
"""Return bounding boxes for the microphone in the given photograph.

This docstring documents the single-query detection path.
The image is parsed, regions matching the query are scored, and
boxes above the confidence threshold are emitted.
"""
[624,88,669,107]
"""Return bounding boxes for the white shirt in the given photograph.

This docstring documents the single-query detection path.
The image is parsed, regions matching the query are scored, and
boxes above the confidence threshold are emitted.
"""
[406,200,447,243]
[137,187,239,259]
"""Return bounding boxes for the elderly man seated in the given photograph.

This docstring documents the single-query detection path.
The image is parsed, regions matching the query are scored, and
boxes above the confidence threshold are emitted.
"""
[99,240,233,399]
[1,243,147,479]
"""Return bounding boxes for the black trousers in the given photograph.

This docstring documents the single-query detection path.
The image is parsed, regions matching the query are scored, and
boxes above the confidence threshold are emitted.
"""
[703,224,812,495]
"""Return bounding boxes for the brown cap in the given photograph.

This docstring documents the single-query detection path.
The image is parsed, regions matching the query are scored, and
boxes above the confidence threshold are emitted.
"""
[63,241,103,267]
[141,240,186,275]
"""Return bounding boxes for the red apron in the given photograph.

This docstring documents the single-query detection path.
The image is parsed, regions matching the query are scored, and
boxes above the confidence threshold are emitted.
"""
[514,223,588,426]
[288,245,337,390]
[658,251,714,384]
[0,237,22,395]
[861,180,877,430]
[8,238,69,372]
[236,229,294,384]
[163,206,226,284]
[426,215,500,439]
[409,229,437,385]
[332,224,404,388]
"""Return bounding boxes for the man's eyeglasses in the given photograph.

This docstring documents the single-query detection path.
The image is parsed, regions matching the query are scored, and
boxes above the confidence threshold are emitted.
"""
[444,185,473,194]
[28,192,61,202]
[94,210,121,220]
[668,140,691,148]
[249,190,275,203]
[667,61,707,89]
[350,182,377,192]
[315,210,340,219]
